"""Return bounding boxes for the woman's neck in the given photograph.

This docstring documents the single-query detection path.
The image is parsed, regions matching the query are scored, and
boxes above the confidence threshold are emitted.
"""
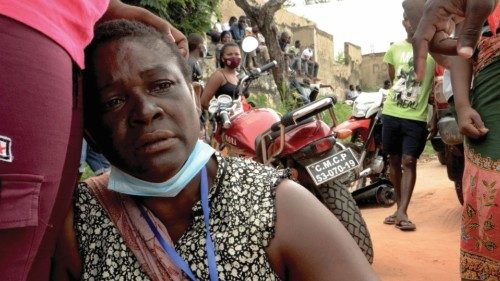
[223,67,237,75]
[138,158,218,242]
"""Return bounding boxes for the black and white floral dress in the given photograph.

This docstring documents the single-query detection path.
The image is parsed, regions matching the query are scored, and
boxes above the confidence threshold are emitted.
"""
[74,154,290,280]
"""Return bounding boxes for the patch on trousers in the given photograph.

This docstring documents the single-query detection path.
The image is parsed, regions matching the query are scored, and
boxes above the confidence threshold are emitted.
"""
[0,135,13,162]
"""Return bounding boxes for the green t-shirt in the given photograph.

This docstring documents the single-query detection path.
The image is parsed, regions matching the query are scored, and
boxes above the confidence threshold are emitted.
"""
[382,40,435,122]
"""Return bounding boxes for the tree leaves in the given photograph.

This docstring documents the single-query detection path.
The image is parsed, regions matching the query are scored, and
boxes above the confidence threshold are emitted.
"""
[123,0,219,34]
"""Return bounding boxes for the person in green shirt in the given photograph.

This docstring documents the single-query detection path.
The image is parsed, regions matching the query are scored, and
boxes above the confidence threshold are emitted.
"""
[381,12,435,231]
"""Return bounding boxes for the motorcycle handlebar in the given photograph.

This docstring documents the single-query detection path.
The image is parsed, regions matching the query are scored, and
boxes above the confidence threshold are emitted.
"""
[280,97,336,127]
[237,60,277,97]
[221,110,231,129]
[253,60,277,74]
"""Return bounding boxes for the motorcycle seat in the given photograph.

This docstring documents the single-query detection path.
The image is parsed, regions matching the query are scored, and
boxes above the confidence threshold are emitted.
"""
[255,117,315,162]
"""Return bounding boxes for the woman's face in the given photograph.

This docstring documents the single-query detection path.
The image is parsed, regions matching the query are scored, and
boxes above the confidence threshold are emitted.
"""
[221,33,231,44]
[88,38,199,182]
[222,46,241,61]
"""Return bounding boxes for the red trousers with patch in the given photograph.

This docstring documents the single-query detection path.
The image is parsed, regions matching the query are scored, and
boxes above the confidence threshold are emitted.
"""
[0,15,82,281]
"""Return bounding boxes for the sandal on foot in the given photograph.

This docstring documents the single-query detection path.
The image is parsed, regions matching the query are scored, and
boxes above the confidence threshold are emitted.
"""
[383,215,396,225]
[395,220,416,231]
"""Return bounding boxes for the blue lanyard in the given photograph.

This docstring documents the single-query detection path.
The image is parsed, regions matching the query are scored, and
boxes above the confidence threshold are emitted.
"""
[138,167,218,281]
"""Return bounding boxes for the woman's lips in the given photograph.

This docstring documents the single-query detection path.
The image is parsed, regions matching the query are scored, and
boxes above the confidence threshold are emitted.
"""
[140,138,176,154]
[135,130,176,154]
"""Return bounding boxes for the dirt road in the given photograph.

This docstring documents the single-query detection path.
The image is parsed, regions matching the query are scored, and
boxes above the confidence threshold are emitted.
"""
[360,158,462,280]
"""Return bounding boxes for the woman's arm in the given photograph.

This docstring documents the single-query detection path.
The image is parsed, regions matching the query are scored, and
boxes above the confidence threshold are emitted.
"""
[450,55,489,138]
[201,71,223,109]
[52,206,82,281]
[268,179,379,281]
[100,0,188,58]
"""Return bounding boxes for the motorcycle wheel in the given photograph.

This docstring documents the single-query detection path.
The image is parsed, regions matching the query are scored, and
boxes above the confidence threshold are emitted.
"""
[437,151,446,165]
[445,144,464,205]
[455,180,464,205]
[317,180,374,263]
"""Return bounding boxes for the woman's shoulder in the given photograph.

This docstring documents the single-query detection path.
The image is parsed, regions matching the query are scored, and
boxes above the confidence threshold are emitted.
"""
[219,155,291,197]
[208,69,223,78]
[211,155,291,247]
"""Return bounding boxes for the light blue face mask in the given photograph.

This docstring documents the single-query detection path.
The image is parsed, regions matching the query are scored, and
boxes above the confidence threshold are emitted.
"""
[108,140,215,197]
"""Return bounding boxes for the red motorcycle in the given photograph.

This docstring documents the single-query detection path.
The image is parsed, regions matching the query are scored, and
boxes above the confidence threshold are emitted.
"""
[207,60,373,263]
[333,91,395,207]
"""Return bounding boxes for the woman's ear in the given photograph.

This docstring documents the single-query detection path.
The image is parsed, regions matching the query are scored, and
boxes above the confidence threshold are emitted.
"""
[83,129,102,153]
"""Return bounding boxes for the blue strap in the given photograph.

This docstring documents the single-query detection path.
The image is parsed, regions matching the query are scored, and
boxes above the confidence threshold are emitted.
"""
[201,166,218,281]
[138,167,218,281]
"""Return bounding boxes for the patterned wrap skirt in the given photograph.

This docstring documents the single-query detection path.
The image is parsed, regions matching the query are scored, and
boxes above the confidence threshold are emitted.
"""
[460,53,500,280]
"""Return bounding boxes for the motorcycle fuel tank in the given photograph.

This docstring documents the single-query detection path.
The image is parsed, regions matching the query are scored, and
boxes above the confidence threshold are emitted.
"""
[268,120,333,157]
[223,108,281,156]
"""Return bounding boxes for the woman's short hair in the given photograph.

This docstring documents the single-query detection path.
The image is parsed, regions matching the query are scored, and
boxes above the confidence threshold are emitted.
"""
[84,19,188,79]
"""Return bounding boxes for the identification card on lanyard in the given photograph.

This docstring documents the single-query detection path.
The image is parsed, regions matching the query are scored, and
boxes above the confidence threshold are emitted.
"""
[138,167,218,281]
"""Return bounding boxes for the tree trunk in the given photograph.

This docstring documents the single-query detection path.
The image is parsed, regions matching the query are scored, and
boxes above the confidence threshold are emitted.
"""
[234,0,289,102]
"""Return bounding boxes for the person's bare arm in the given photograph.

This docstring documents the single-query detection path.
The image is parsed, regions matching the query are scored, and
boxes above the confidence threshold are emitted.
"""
[100,0,188,58]
[269,180,379,281]
[404,0,498,80]
[449,56,489,138]
[429,53,452,69]
[201,71,223,109]
[52,206,82,281]
[388,64,395,83]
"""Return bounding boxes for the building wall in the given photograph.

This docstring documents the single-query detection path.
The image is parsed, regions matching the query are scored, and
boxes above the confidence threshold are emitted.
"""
[360,52,388,91]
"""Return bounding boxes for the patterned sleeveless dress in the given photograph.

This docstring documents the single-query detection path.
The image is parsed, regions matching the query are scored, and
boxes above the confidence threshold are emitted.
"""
[74,154,290,280]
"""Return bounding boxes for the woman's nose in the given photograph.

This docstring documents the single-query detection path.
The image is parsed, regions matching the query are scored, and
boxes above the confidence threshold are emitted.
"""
[129,94,163,126]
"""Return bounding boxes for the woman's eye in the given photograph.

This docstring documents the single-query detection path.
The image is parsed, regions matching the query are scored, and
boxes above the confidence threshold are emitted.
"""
[150,80,173,94]
[102,97,126,111]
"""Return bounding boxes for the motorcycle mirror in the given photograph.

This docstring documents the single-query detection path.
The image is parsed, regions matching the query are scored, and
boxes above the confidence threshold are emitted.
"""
[241,36,259,53]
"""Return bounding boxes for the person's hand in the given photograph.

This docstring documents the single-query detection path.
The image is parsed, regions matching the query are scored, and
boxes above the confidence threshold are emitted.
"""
[101,0,188,58]
[456,106,489,138]
[426,115,438,140]
[404,0,498,80]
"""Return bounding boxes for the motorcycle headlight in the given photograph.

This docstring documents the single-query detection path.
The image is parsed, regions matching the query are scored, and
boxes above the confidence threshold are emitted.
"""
[217,94,233,108]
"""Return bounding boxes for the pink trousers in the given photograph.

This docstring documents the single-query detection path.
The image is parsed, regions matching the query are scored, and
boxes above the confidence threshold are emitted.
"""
[0,15,82,281]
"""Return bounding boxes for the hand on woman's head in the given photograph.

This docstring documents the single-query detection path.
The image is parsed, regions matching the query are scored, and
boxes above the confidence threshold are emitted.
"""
[102,0,189,58]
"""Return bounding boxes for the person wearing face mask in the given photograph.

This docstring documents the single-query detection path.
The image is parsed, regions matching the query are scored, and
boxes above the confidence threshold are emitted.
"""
[53,19,378,281]
[201,42,242,109]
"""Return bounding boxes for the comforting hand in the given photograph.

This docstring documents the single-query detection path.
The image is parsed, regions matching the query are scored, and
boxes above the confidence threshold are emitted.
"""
[456,106,489,139]
[403,0,498,80]
[102,0,188,58]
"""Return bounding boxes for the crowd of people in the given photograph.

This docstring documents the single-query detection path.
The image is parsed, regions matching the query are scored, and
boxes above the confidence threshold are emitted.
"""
[0,0,498,280]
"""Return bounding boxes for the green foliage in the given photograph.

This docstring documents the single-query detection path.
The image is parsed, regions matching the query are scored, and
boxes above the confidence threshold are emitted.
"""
[80,163,95,182]
[247,93,270,109]
[123,0,219,34]
[335,52,345,64]
[333,102,352,122]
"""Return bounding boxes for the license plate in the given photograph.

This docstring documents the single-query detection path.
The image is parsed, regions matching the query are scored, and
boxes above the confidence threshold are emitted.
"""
[306,148,359,186]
